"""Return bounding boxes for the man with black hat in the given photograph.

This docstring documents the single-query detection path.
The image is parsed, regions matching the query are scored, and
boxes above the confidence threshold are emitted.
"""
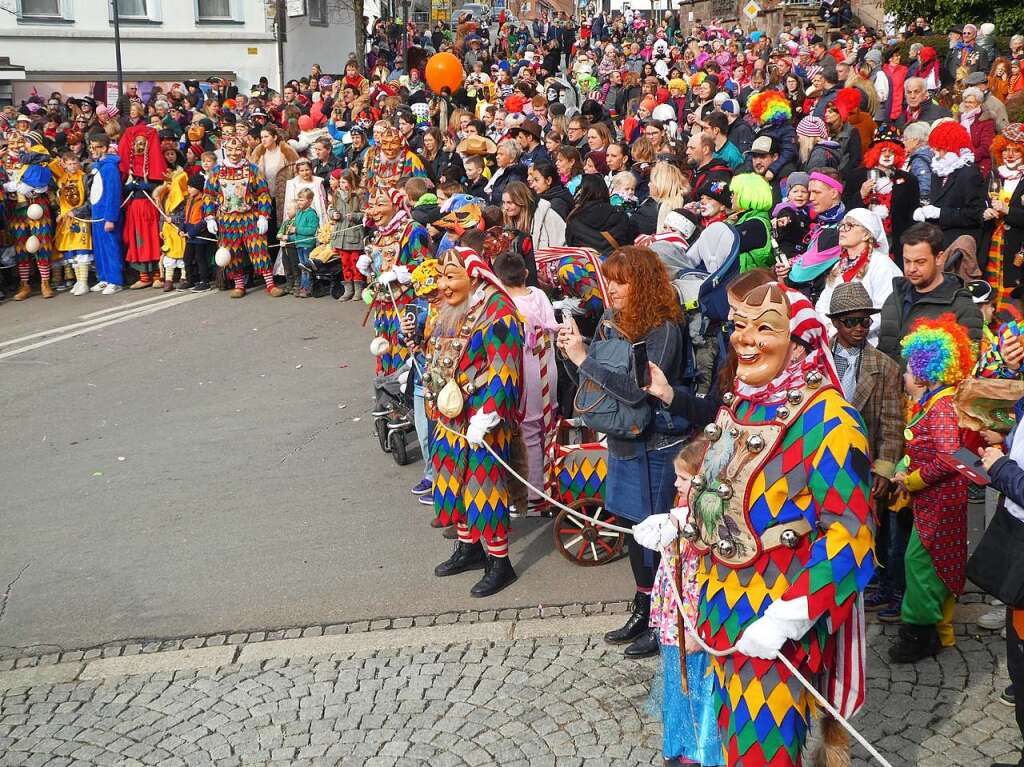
[828,281,906,618]
[511,120,550,168]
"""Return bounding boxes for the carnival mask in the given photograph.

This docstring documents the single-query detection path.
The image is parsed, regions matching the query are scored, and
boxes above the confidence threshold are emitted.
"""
[727,277,791,388]
[369,192,395,226]
[223,137,245,165]
[378,126,402,158]
[438,250,474,308]
[187,124,206,143]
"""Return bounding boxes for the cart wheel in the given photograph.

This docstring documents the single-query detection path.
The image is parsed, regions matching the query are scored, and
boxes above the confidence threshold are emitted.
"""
[389,430,410,465]
[553,499,625,566]
[331,279,345,299]
[375,417,391,452]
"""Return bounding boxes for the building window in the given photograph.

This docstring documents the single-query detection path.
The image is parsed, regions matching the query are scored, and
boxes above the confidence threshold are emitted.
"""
[118,0,147,16]
[197,0,230,17]
[110,0,162,22]
[19,0,74,19]
[308,0,327,26]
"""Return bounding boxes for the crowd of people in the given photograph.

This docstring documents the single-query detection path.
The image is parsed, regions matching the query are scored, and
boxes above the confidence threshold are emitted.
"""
[5,6,1024,767]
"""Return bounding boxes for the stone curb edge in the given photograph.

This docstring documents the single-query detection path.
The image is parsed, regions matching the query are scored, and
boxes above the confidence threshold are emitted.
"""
[0,615,627,692]
[0,593,997,673]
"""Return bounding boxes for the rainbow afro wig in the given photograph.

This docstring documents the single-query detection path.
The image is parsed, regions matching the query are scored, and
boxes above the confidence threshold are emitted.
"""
[748,90,792,126]
[900,313,978,386]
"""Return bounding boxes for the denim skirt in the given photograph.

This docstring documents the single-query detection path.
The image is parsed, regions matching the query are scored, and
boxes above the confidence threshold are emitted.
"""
[605,442,680,525]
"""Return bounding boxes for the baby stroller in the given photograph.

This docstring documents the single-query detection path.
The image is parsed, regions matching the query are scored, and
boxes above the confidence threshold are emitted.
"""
[304,246,346,298]
[371,362,418,465]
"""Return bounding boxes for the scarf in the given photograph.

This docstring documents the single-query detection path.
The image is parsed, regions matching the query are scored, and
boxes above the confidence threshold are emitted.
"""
[835,246,870,283]
[959,107,981,131]
[998,162,1024,182]
[832,341,862,401]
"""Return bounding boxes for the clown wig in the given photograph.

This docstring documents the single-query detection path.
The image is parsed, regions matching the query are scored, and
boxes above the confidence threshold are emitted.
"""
[863,141,907,170]
[900,313,978,386]
[729,173,774,212]
[991,125,1024,169]
[748,90,792,125]
[832,87,863,121]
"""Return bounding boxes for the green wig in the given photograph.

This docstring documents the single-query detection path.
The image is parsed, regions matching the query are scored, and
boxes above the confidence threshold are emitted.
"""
[729,173,774,213]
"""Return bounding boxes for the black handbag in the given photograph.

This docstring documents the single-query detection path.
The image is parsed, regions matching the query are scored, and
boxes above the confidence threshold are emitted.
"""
[966,502,1024,608]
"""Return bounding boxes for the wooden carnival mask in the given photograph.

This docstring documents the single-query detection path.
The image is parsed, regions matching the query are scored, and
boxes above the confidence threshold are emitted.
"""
[438,248,475,308]
[727,274,791,388]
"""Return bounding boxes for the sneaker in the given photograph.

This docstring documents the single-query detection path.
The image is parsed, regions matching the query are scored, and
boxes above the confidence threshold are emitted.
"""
[90,280,108,293]
[864,590,892,610]
[417,494,433,506]
[411,478,433,496]
[878,604,902,623]
[978,608,1006,631]
[1001,685,1015,707]
[53,281,69,292]
[190,282,211,292]
[101,283,123,295]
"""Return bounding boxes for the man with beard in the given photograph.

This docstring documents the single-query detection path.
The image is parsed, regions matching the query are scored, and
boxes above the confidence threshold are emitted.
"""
[425,247,524,598]
[358,188,431,376]
[202,136,284,298]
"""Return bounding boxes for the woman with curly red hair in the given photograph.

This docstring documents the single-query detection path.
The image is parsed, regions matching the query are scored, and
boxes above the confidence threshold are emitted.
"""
[983,123,1024,305]
[557,246,683,660]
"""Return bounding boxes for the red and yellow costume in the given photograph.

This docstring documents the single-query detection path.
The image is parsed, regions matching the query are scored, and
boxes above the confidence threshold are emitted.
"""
[119,123,167,282]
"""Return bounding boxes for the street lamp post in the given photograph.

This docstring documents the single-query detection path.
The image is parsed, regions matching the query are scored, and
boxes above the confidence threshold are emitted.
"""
[112,0,124,98]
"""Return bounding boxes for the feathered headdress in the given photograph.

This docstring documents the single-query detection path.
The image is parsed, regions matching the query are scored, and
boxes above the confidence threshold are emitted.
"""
[901,313,978,386]
[748,90,792,125]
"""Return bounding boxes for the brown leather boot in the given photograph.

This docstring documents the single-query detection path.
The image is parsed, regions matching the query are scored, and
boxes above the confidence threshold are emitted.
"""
[267,285,286,297]
[40,278,55,299]
[13,282,31,301]
[229,287,246,298]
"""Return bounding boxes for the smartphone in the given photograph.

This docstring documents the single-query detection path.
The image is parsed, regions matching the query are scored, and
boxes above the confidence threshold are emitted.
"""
[632,341,651,388]
[553,307,565,325]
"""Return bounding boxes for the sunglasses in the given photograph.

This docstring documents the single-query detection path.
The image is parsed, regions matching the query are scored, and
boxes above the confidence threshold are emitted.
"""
[836,316,872,328]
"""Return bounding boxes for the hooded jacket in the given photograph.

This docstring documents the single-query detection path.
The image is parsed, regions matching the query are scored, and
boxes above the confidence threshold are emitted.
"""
[877,273,984,362]
[565,201,636,254]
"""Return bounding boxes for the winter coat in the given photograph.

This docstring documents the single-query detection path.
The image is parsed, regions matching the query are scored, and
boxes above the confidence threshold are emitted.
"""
[907,147,934,201]
[965,109,997,177]
[531,197,567,248]
[565,201,636,255]
[804,141,842,172]
[758,121,798,179]
[329,189,365,251]
[250,141,300,219]
[486,164,528,206]
[877,273,983,362]
[930,163,987,249]
[540,185,574,220]
[844,167,920,263]
[426,150,464,186]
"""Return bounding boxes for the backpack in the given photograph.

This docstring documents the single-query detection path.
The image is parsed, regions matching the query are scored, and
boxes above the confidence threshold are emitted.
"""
[573,320,652,439]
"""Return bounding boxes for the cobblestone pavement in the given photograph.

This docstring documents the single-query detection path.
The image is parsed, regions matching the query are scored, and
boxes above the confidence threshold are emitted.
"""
[0,616,1018,767]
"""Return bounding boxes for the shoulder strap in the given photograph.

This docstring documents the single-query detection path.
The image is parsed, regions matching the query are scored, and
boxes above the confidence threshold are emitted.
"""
[601,230,620,250]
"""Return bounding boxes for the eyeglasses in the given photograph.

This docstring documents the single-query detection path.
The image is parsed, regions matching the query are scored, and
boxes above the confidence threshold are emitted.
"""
[838,221,861,231]
[836,316,872,328]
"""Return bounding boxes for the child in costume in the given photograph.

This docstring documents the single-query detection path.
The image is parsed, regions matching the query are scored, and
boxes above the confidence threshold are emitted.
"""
[181,174,213,291]
[54,150,93,295]
[86,134,124,295]
[890,314,978,663]
[634,438,723,767]
[4,131,56,301]
[155,169,189,291]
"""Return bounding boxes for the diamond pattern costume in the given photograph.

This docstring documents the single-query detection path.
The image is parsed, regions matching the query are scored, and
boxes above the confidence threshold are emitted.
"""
[201,161,273,274]
[3,149,54,267]
[694,387,875,766]
[428,287,524,546]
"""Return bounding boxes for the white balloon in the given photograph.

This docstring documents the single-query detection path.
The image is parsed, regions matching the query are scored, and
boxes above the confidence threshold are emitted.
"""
[214,247,232,267]
[369,337,390,356]
[24,235,40,254]
[26,203,44,221]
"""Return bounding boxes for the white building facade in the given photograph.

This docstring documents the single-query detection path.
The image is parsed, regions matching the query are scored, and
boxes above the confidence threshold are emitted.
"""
[0,0,356,105]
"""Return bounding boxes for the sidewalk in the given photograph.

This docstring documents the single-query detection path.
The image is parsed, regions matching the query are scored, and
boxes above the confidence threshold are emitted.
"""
[0,608,1018,767]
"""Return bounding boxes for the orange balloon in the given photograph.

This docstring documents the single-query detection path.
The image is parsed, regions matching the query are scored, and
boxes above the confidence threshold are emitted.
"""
[425,52,465,95]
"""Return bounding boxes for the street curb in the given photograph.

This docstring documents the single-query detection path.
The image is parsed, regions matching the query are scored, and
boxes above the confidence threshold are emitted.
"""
[0,615,631,690]
[0,593,998,673]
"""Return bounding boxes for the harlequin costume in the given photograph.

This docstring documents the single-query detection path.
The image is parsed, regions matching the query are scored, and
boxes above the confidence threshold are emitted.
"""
[426,248,524,597]
[685,272,875,767]
[362,125,426,199]
[889,315,978,664]
[365,189,431,376]
[3,132,57,300]
[119,123,167,286]
[201,137,284,298]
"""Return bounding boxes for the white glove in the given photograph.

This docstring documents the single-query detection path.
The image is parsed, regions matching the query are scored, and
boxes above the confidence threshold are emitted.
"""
[15,182,36,197]
[869,204,889,221]
[2,180,16,193]
[393,263,412,285]
[377,270,397,285]
[257,216,269,235]
[466,410,501,447]
[632,513,678,551]
[735,597,815,659]
[669,505,690,528]
[912,204,940,222]
[206,218,218,235]
[356,253,373,276]
[552,296,583,316]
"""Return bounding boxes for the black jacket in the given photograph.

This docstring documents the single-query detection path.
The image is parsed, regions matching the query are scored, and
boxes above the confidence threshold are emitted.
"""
[894,101,952,130]
[464,176,489,199]
[487,164,527,206]
[930,163,986,250]
[630,197,660,236]
[540,185,574,220]
[426,150,464,185]
[566,202,636,254]
[688,160,733,203]
[727,118,756,155]
[877,273,983,362]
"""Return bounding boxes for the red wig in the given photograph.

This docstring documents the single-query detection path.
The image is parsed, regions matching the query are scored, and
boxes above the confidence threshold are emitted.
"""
[863,141,907,169]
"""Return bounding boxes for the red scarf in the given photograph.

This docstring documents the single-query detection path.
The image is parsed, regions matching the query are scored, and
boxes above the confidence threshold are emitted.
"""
[837,247,870,282]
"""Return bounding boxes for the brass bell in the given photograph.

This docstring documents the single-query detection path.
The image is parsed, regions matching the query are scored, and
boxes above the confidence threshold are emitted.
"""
[722,391,735,405]
[704,423,722,441]
[465,381,476,394]
[716,482,733,500]
[681,522,698,541]
[787,389,803,405]
[776,406,790,419]
[806,370,823,388]
[716,539,736,557]
[691,475,706,491]
[746,434,765,452]
[442,357,452,366]
[780,529,800,549]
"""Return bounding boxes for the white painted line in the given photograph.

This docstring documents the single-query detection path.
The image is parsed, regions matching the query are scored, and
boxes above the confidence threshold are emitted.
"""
[0,292,198,350]
[79,647,236,680]
[0,291,211,361]
[78,292,179,320]
[0,663,83,692]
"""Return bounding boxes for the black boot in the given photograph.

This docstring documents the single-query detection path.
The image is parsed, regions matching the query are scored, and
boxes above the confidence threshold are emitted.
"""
[470,555,518,597]
[623,628,660,658]
[604,592,650,645]
[434,541,486,577]
[888,623,941,664]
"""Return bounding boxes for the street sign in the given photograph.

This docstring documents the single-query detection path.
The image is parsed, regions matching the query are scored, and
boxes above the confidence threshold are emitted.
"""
[742,0,759,19]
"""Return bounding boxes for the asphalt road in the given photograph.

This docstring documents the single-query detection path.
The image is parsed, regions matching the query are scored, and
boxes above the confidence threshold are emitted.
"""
[0,288,627,654]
